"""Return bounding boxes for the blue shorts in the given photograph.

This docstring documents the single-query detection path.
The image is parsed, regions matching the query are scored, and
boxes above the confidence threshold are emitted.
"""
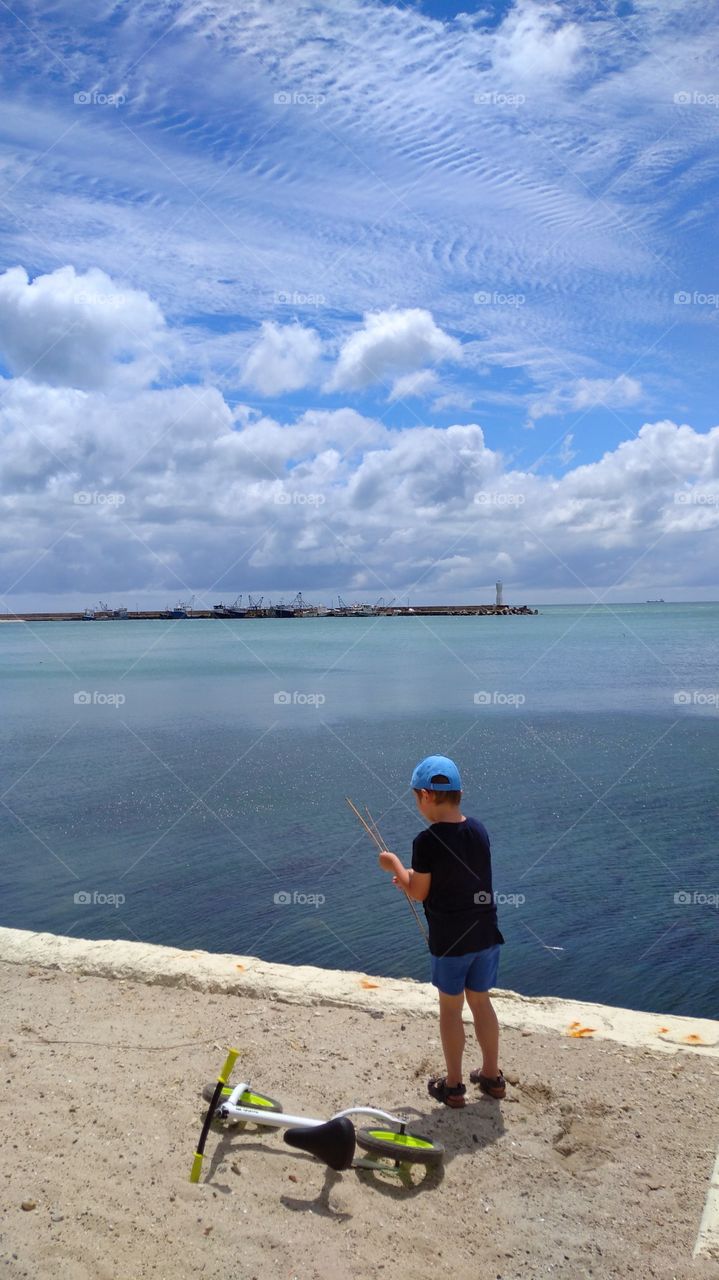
[430,945,501,996]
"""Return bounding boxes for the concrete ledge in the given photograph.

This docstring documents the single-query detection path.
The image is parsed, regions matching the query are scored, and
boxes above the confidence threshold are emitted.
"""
[1,925,717,1057]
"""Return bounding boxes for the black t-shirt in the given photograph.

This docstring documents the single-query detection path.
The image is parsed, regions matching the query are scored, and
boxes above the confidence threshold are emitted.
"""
[411,816,505,957]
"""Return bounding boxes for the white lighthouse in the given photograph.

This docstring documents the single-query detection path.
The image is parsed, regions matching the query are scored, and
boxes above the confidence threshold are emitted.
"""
[495,579,503,607]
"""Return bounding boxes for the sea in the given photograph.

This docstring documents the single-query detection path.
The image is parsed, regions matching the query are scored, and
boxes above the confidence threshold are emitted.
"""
[1,604,717,1019]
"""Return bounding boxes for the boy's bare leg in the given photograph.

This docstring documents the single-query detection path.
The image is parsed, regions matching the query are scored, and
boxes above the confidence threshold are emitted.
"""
[465,989,500,1078]
[437,991,466,1085]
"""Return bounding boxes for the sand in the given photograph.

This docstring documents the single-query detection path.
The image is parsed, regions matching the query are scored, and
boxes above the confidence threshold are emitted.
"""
[1,936,718,1280]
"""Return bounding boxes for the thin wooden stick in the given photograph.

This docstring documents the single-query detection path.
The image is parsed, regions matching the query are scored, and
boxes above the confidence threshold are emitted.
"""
[363,804,386,850]
[364,805,384,848]
[346,796,383,850]
[346,797,429,947]
[366,804,429,946]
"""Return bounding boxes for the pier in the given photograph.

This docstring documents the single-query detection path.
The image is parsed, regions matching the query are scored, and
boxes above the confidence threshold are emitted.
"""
[2,603,539,622]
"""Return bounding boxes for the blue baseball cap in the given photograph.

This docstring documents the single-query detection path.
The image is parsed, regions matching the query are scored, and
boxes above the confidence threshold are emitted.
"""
[411,754,462,791]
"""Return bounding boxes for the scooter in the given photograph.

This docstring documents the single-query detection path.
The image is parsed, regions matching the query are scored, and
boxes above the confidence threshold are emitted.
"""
[190,1049,444,1182]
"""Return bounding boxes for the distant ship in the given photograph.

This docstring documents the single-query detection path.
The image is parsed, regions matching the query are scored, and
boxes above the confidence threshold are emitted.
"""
[646,598,665,604]
[161,600,192,618]
[334,595,374,616]
[97,601,129,618]
[265,600,295,618]
[212,595,246,618]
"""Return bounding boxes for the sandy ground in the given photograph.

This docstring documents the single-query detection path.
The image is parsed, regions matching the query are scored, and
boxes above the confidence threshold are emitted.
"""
[1,963,718,1280]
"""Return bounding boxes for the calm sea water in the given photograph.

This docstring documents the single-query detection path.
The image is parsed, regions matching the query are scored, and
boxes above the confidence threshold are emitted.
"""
[1,605,717,1018]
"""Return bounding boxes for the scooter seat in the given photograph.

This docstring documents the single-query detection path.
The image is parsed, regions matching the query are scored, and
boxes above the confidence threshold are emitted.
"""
[283,1117,356,1170]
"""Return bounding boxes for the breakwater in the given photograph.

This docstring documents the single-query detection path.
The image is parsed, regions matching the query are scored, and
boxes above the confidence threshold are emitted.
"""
[2,603,539,622]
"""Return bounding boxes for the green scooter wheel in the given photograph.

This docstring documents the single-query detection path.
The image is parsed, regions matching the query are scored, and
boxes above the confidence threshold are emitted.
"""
[356,1127,444,1166]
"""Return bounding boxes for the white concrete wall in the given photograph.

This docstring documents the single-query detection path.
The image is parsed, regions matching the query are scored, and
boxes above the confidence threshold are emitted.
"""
[1,925,717,1057]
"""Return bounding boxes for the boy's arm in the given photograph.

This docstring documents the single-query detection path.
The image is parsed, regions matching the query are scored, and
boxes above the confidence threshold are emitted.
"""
[405,868,431,902]
[378,851,431,901]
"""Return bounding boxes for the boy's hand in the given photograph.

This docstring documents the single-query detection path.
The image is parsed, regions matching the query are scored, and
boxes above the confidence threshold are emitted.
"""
[378,850,398,873]
[378,851,415,895]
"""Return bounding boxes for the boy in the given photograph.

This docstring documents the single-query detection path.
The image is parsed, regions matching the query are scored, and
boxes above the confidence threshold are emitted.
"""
[378,754,505,1108]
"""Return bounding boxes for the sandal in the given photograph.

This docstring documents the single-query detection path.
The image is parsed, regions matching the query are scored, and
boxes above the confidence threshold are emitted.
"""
[428,1075,466,1108]
[469,1069,506,1099]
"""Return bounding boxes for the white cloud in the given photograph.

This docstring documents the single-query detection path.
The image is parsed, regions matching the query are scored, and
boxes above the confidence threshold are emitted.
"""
[388,370,438,401]
[432,390,476,413]
[0,0,713,428]
[326,309,462,393]
[1,366,717,604]
[0,3,717,604]
[0,265,165,392]
[491,0,586,84]
[558,433,576,466]
[572,375,643,411]
[529,374,644,422]
[242,322,323,396]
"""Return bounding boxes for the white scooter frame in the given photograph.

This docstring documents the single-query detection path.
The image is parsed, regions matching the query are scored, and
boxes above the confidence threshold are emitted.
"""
[220,1079,406,1132]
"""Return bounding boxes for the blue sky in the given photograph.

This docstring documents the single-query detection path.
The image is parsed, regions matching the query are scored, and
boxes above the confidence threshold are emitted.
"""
[0,0,717,605]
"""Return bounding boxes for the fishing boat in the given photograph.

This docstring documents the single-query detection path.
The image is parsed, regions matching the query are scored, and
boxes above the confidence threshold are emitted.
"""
[212,595,246,618]
[161,600,191,618]
[334,595,375,617]
[266,599,295,618]
[97,601,129,618]
[82,607,95,621]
